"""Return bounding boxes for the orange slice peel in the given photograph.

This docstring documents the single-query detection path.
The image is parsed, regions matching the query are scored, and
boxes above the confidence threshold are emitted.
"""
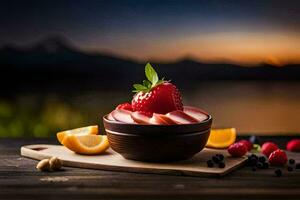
[206,128,236,149]
[62,134,109,155]
[57,125,109,155]
[57,125,98,144]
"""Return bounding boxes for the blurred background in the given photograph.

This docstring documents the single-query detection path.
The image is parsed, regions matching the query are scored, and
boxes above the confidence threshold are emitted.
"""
[1,0,300,137]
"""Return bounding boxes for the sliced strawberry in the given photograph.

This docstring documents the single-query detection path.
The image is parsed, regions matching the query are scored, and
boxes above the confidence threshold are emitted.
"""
[261,142,278,157]
[107,112,115,121]
[116,103,133,111]
[268,149,287,166]
[166,110,199,124]
[184,106,208,115]
[183,106,208,122]
[131,111,152,124]
[150,113,177,125]
[111,109,135,124]
[286,139,300,152]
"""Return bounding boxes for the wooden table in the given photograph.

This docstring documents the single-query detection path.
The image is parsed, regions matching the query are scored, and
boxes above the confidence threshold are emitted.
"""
[1,136,300,200]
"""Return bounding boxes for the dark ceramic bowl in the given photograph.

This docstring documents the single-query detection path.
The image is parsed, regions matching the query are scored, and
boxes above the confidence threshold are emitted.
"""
[103,115,212,162]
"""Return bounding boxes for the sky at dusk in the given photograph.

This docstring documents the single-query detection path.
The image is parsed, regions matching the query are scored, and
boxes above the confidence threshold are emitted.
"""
[1,0,300,65]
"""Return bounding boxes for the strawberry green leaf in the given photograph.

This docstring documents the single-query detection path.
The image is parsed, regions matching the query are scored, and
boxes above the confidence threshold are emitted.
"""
[132,63,167,93]
[143,80,151,88]
[156,77,166,85]
[145,63,158,86]
[133,84,148,91]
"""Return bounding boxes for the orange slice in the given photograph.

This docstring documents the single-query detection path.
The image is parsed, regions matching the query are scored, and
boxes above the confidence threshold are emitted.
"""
[62,134,109,155]
[57,125,98,144]
[206,128,236,149]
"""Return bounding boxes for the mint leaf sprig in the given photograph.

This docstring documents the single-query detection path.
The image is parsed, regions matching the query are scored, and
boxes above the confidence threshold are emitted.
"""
[132,63,165,93]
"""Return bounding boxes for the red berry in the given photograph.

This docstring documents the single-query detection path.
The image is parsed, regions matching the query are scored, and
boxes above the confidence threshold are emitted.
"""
[132,82,183,114]
[286,139,300,152]
[261,142,278,157]
[116,103,133,111]
[228,142,248,157]
[238,140,253,151]
[268,149,287,166]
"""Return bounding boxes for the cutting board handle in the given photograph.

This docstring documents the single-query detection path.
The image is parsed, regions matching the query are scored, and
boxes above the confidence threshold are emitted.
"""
[21,144,54,160]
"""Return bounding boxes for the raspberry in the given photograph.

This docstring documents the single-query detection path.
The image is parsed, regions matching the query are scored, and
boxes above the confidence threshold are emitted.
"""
[261,142,278,157]
[238,140,253,151]
[227,142,248,157]
[286,139,300,152]
[268,149,288,166]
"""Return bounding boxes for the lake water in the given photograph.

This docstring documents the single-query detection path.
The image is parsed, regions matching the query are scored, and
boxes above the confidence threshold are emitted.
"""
[1,81,300,137]
[184,81,300,135]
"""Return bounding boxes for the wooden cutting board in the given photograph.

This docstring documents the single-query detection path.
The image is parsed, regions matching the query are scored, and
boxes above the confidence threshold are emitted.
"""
[21,144,247,177]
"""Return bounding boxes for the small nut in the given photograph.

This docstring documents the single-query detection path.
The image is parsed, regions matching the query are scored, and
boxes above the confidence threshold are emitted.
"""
[36,159,50,171]
[49,157,62,170]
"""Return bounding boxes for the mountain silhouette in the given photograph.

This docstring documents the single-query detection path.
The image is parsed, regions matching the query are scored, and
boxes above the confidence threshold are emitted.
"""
[1,36,300,92]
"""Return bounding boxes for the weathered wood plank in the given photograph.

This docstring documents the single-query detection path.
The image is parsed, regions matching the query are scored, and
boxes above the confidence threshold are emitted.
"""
[0,137,300,200]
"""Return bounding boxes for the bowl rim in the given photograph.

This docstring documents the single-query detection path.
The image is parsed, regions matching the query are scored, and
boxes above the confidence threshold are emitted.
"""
[103,114,212,135]
[103,114,212,126]
[105,128,211,137]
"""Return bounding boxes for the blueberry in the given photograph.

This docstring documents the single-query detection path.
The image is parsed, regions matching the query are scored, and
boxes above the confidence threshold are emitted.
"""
[256,162,264,169]
[263,162,269,169]
[289,159,295,165]
[218,162,225,168]
[250,154,258,160]
[287,166,293,172]
[207,160,214,168]
[212,156,220,164]
[296,163,300,169]
[216,154,224,161]
[258,156,266,163]
[247,157,258,166]
[249,135,260,145]
[275,169,282,177]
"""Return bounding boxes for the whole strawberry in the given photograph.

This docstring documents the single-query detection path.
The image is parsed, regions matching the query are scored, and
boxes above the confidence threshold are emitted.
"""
[116,103,133,111]
[238,140,253,151]
[132,63,183,114]
[268,149,287,166]
[286,139,300,152]
[228,142,248,157]
[261,142,278,157]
